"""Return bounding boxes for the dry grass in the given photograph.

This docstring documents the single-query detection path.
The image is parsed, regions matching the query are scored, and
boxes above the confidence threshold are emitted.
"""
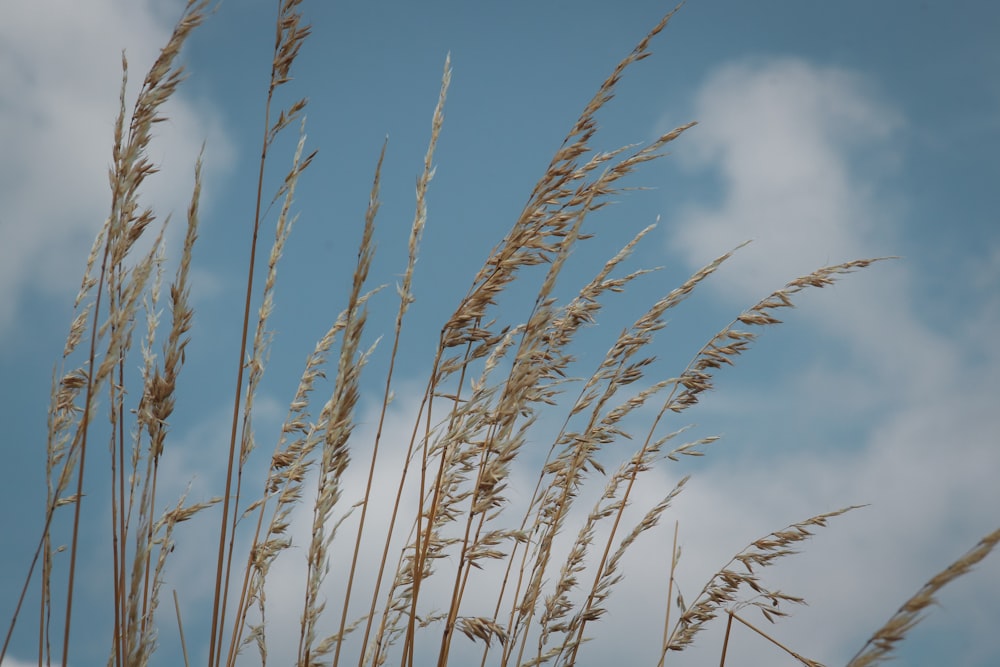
[2,2,997,667]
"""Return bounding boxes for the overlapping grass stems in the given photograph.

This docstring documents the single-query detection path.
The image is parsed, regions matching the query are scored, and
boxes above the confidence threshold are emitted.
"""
[4,1,998,666]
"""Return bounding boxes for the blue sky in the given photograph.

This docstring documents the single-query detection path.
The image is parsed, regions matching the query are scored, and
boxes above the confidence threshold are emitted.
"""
[1,1,998,665]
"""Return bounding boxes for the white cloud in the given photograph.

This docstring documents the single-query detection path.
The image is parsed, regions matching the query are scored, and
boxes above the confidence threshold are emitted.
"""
[668,59,928,382]
[0,0,232,339]
[671,58,902,286]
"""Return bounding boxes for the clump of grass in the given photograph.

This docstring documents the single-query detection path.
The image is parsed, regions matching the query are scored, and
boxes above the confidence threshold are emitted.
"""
[2,2,997,667]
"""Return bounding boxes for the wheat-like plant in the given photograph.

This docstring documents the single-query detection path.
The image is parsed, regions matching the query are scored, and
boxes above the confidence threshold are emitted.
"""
[2,3,996,667]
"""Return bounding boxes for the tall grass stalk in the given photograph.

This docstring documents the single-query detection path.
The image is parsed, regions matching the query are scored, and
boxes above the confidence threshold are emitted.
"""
[3,2,997,667]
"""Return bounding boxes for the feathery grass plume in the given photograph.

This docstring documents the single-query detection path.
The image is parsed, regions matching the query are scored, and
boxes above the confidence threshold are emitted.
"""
[371,9,692,665]
[228,142,386,667]
[336,136,392,667]
[113,146,216,667]
[0,3,212,666]
[551,260,888,664]
[122,148,203,663]
[846,527,1000,667]
[55,1,201,660]
[295,125,380,667]
[437,6,686,352]
[536,475,690,667]
[662,506,863,657]
[480,222,658,665]
[210,0,314,663]
[227,121,317,666]
[500,245,738,667]
[355,56,451,667]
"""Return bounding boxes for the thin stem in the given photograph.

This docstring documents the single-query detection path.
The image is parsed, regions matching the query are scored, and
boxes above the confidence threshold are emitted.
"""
[208,48,271,667]
[334,140,388,667]
[729,612,818,666]
[174,590,191,667]
[718,613,734,667]
[657,521,679,667]
[61,217,112,667]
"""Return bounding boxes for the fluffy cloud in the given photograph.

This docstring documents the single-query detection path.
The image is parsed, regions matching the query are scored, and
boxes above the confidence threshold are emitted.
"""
[671,58,902,292]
